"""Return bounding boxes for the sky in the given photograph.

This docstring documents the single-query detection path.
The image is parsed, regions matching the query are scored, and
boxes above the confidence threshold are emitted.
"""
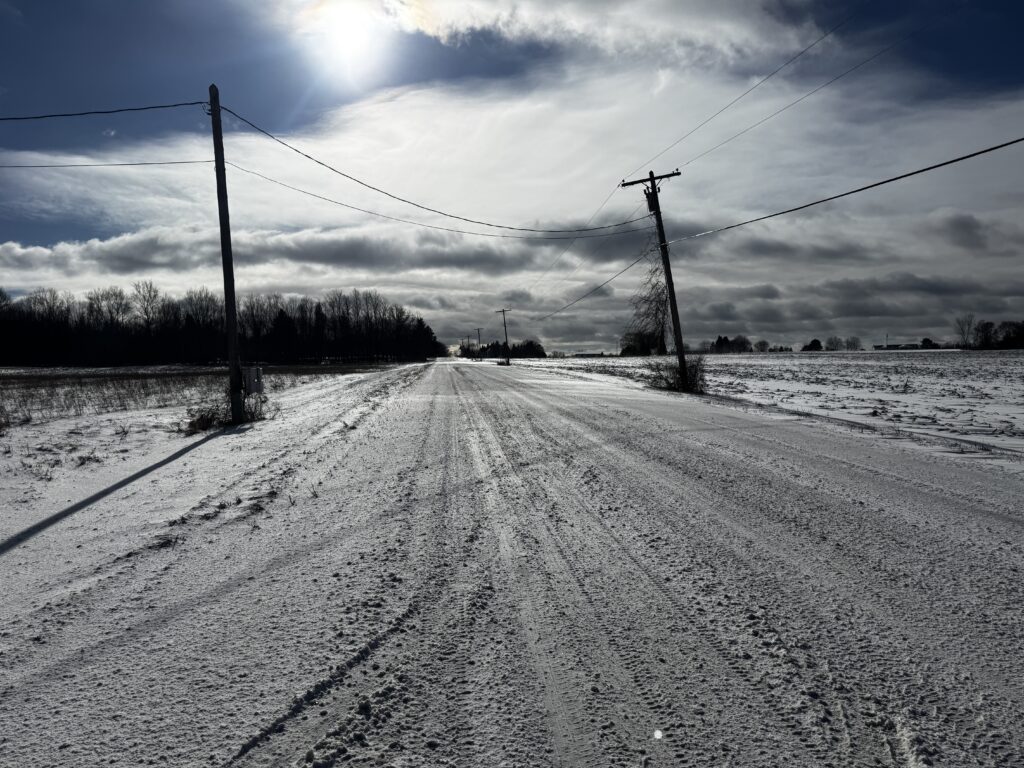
[1,0,1022,352]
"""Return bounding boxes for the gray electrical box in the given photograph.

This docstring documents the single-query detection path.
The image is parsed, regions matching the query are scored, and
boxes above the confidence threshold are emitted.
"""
[242,366,264,395]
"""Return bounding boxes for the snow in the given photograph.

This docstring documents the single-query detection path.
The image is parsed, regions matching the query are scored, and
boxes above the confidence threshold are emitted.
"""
[1,360,1023,766]
[523,350,1024,453]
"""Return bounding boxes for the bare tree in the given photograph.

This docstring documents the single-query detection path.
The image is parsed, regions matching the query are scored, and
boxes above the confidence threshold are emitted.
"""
[240,293,274,360]
[26,287,73,323]
[157,296,182,329]
[844,336,862,351]
[86,286,132,328]
[754,339,769,353]
[825,335,844,351]
[973,320,996,349]
[131,280,161,332]
[626,258,669,355]
[953,313,975,348]
[182,287,221,328]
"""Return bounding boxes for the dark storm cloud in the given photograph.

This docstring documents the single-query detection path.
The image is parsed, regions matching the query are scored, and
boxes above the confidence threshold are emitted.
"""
[500,289,535,305]
[743,303,787,324]
[0,226,554,280]
[815,272,1021,300]
[401,294,462,311]
[783,300,831,322]
[680,282,783,304]
[697,302,740,322]
[767,0,1024,96]
[731,236,873,265]
[938,213,987,250]
[95,235,216,274]
[536,310,632,348]
[1,230,218,276]
[243,231,547,277]
[563,283,614,302]
[829,297,933,319]
[733,283,782,300]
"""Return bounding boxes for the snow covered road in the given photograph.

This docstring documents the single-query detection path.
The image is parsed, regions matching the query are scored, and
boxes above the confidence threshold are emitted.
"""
[1,360,1022,767]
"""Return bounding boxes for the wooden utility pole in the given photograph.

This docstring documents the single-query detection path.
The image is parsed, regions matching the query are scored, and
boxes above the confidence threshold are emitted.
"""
[621,169,687,382]
[208,83,244,423]
[474,327,483,360]
[495,308,511,365]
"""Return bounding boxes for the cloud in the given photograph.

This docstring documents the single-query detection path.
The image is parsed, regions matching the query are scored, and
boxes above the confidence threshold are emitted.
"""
[382,0,821,68]
[499,289,534,305]
[936,211,987,250]
[2,1,1023,352]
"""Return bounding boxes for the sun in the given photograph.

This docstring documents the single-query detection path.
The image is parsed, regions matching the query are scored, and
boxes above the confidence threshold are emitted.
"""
[296,0,393,87]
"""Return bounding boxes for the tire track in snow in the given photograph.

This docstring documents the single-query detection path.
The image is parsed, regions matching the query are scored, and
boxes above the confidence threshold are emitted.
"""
[228,364,550,767]
[473,363,1024,767]
[459,366,837,766]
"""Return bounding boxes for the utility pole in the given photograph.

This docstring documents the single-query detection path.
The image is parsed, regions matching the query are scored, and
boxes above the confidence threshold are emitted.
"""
[474,327,483,361]
[495,308,511,365]
[208,83,244,423]
[621,169,687,384]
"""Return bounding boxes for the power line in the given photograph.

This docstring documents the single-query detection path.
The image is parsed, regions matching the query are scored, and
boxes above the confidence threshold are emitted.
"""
[542,133,1024,320]
[535,1,969,299]
[220,105,648,235]
[536,243,655,325]
[667,134,1024,246]
[0,159,213,169]
[623,9,857,179]
[534,200,649,298]
[0,100,208,122]
[226,160,652,241]
[523,187,624,293]
[532,7,862,292]
[677,6,968,171]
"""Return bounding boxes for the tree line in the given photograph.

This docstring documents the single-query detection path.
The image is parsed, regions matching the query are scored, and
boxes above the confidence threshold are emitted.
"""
[953,314,1024,350]
[0,282,447,366]
[457,339,547,359]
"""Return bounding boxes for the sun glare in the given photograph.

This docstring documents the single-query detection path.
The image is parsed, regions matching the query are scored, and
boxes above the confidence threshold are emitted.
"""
[298,0,393,86]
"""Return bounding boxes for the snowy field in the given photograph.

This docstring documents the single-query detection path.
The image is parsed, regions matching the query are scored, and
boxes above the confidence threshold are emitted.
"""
[1,361,1022,766]
[0,365,379,432]
[522,350,1024,453]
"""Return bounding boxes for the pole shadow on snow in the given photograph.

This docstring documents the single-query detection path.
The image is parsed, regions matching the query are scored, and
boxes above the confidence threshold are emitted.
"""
[0,426,245,558]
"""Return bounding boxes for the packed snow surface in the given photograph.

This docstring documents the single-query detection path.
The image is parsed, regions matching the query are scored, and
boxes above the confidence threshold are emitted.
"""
[1,361,1022,766]
[524,350,1024,453]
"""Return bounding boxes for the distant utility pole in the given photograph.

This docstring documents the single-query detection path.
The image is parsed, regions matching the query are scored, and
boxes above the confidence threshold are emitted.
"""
[474,327,483,360]
[621,169,687,382]
[208,83,244,423]
[495,308,511,365]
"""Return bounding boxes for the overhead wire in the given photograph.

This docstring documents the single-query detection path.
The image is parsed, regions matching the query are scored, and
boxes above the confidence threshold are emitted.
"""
[622,8,858,179]
[531,6,859,296]
[537,200,650,297]
[676,4,970,171]
[0,159,213,169]
[539,2,974,316]
[0,101,208,122]
[541,133,1024,320]
[523,186,624,292]
[220,105,648,234]
[667,134,1024,246]
[538,228,659,321]
[226,161,652,241]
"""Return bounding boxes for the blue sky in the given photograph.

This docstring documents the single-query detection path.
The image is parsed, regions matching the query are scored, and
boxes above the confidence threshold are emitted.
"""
[1,0,1022,350]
